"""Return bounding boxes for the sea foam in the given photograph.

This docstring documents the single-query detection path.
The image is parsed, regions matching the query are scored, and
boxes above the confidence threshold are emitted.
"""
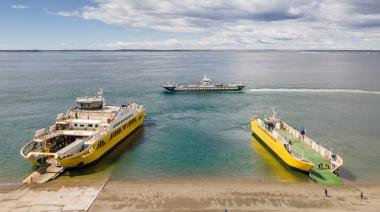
[248,88,380,95]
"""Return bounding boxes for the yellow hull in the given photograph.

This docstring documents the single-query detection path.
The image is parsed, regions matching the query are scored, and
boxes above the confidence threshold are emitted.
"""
[58,110,145,168]
[251,119,314,172]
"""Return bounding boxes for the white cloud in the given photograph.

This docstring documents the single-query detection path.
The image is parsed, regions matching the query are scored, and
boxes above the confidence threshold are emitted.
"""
[56,0,380,49]
[57,0,318,33]
[101,39,181,49]
[55,11,80,17]
[12,5,29,9]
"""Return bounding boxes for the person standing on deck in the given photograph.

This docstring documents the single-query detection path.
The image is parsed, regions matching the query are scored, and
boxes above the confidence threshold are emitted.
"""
[299,127,306,141]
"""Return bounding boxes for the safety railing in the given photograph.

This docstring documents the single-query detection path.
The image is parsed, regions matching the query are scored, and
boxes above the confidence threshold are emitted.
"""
[281,121,343,171]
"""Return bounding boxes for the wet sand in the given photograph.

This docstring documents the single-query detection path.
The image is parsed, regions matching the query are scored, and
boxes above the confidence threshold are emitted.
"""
[1,179,380,211]
[90,179,380,212]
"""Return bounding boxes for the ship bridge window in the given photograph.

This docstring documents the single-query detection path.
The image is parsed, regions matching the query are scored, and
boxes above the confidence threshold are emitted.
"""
[74,123,78,127]
[88,124,93,127]
[95,124,98,128]
[80,124,84,127]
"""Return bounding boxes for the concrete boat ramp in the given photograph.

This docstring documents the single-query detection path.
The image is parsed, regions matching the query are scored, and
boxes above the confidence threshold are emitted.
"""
[22,160,65,184]
[0,175,108,211]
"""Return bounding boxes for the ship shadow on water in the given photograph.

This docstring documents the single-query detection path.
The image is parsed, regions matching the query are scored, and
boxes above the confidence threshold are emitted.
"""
[337,167,356,182]
[62,126,146,177]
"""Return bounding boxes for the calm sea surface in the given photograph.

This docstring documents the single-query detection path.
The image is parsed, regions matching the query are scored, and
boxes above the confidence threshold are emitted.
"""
[0,51,379,184]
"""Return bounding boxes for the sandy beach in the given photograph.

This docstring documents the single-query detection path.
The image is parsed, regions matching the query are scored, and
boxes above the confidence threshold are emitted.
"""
[90,179,380,212]
[2,178,380,211]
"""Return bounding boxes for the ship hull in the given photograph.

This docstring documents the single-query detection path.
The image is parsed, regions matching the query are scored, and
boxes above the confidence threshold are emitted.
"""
[163,86,245,92]
[58,110,145,168]
[251,119,314,172]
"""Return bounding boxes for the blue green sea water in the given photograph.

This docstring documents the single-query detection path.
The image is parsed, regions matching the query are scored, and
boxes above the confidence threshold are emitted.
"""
[1,50,379,185]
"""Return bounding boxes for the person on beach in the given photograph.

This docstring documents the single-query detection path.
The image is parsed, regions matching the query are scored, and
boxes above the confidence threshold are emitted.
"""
[361,191,364,200]
[324,188,328,198]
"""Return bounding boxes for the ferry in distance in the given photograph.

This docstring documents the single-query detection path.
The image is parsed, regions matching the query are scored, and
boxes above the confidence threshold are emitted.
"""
[251,109,343,185]
[162,75,245,92]
[20,89,145,183]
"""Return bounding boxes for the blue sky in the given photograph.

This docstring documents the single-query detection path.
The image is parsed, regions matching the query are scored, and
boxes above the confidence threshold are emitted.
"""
[1,0,380,50]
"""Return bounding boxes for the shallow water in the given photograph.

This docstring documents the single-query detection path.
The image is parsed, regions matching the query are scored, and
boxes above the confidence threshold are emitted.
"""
[0,51,379,184]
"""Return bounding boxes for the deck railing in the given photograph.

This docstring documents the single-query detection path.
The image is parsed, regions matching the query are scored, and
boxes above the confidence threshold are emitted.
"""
[256,119,308,161]
[38,130,62,140]
[82,129,109,149]
[21,140,35,157]
[281,122,343,172]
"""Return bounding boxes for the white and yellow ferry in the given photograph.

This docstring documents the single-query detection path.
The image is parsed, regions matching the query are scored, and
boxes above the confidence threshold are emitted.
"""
[20,89,145,183]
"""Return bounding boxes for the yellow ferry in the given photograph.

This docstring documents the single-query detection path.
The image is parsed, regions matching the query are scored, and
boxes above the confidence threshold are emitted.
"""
[20,89,145,183]
[251,110,343,184]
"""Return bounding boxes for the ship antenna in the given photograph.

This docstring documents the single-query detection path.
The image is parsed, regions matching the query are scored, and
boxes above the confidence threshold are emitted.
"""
[97,88,103,97]
[97,88,105,106]
[271,107,277,119]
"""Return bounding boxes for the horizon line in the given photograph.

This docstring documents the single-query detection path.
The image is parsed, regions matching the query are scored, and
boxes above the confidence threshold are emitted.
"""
[1,49,380,52]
